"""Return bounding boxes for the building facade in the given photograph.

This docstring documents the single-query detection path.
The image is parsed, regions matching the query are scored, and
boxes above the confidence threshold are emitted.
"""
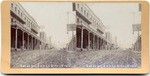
[105,31,113,50]
[40,31,46,42]
[71,3,112,51]
[39,31,48,50]
[11,2,42,51]
[132,4,141,51]
[105,32,112,43]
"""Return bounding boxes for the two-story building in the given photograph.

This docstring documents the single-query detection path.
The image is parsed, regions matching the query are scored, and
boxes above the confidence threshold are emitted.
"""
[72,3,112,51]
[11,2,42,51]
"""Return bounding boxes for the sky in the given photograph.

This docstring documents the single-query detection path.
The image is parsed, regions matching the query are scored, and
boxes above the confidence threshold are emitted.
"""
[20,2,141,49]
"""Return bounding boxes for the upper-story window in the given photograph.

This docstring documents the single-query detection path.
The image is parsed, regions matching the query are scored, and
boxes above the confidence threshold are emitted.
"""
[30,22,32,27]
[11,3,13,8]
[81,7,83,12]
[84,10,86,15]
[18,10,20,15]
[11,18,13,22]
[31,23,33,28]
[29,20,31,26]
[77,4,79,9]
[26,19,28,25]
[30,21,32,26]
[87,13,89,17]
[77,18,79,23]
[21,13,22,17]
[80,21,82,23]
[15,7,17,11]
[30,23,31,28]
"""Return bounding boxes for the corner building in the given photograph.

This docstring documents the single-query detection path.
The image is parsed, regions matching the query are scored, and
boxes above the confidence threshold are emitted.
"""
[11,2,42,51]
[72,3,112,51]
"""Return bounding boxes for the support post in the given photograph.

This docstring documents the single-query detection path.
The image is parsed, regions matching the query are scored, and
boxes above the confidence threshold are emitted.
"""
[97,37,99,50]
[22,31,24,50]
[93,35,95,50]
[88,32,90,50]
[15,27,18,51]
[27,35,29,50]
[32,37,33,50]
[81,27,83,50]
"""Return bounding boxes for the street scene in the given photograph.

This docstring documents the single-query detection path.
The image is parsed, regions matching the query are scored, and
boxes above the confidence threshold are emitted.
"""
[11,49,141,68]
[11,2,141,68]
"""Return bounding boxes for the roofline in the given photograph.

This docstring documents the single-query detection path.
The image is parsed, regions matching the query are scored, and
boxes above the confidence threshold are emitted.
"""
[84,3,106,29]
[16,2,40,28]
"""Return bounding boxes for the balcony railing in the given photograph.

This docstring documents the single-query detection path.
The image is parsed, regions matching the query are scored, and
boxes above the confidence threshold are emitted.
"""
[76,11,92,25]
[11,21,41,40]
[11,21,24,28]
[11,21,32,34]
[11,10,25,24]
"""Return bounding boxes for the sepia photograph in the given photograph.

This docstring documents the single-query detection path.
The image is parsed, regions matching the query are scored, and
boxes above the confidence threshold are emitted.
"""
[10,2,142,68]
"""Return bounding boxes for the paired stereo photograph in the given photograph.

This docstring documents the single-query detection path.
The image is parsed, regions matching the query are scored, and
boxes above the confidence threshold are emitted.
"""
[1,0,149,74]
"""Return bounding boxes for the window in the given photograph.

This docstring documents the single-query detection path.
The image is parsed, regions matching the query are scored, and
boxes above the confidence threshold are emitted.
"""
[28,21,30,26]
[11,3,13,8]
[77,4,79,8]
[15,7,17,11]
[21,13,22,17]
[11,18,13,22]
[18,10,20,14]
[81,7,83,12]
[84,10,86,14]
[77,18,79,23]
[30,22,32,27]
[87,13,89,17]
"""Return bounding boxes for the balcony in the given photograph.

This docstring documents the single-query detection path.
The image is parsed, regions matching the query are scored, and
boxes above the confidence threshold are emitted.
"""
[31,25,39,34]
[76,11,92,25]
[11,21,40,40]
[10,10,25,24]
[31,28,38,34]
[97,29,104,34]
[11,21,30,30]
[97,25,105,34]
[11,21,24,28]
